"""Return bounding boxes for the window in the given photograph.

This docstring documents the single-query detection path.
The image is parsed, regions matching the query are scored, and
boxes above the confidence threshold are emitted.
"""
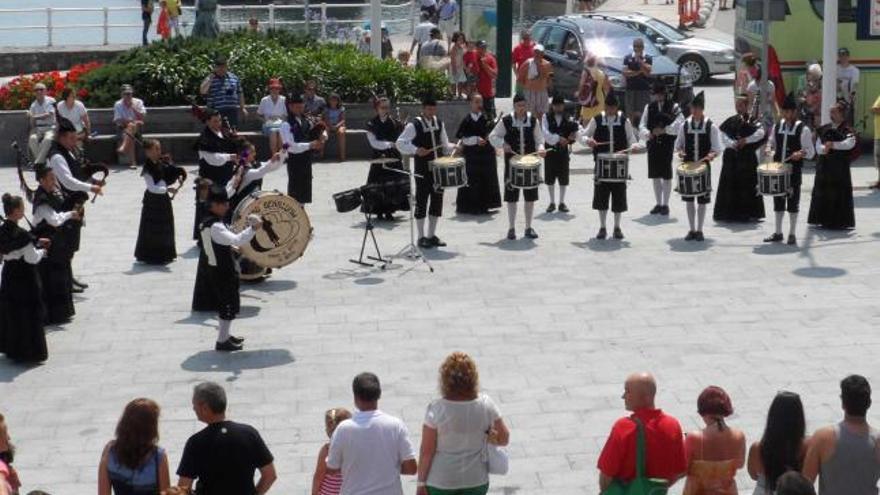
[809,0,857,22]
[531,24,550,44]
[562,32,582,56]
[544,26,569,53]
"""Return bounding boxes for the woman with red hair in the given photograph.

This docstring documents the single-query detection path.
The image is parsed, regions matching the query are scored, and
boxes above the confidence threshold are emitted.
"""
[682,386,746,495]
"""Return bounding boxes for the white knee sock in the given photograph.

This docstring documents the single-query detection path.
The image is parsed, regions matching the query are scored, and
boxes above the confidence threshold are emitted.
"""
[686,202,696,231]
[662,180,673,206]
[613,212,621,229]
[599,209,608,229]
[652,179,663,206]
[559,185,567,204]
[524,202,534,229]
[697,204,707,231]
[427,215,439,238]
[416,218,426,239]
[789,212,798,238]
[547,185,556,204]
[218,319,231,343]
[507,203,517,230]
[775,211,784,235]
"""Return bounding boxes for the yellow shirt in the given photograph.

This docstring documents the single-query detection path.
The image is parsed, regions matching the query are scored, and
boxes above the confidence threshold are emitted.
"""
[873,94,880,139]
[165,0,181,16]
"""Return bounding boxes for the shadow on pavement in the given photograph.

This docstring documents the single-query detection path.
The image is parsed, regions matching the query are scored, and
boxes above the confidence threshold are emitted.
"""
[450,211,499,224]
[666,238,714,252]
[422,249,459,261]
[854,191,880,209]
[243,279,298,293]
[535,212,576,222]
[479,239,538,251]
[178,306,261,326]
[792,266,847,278]
[354,277,385,285]
[572,239,631,252]
[632,214,677,226]
[713,220,762,232]
[180,348,295,380]
[123,262,172,275]
[752,243,799,255]
[0,360,42,382]
[180,244,200,259]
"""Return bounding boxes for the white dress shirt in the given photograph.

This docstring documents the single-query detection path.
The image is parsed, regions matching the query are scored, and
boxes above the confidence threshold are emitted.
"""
[47,152,93,193]
[2,242,45,264]
[815,124,857,155]
[674,117,724,161]
[459,113,485,146]
[366,116,397,150]
[33,201,75,228]
[489,112,545,153]
[198,129,238,166]
[225,154,286,198]
[578,111,639,150]
[638,102,684,142]
[767,120,816,161]
[395,116,455,156]
[279,116,327,155]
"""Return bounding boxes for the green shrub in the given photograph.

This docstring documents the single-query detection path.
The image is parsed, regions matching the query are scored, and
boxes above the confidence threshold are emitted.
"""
[80,30,450,107]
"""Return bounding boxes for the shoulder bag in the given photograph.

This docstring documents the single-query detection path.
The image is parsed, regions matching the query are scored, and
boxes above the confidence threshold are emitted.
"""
[600,418,669,495]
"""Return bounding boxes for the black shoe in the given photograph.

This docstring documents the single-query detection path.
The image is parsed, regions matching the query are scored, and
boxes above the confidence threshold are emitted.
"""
[763,233,784,243]
[613,228,624,240]
[430,236,446,247]
[695,231,705,242]
[524,228,538,239]
[596,228,607,240]
[787,234,797,245]
[649,205,662,215]
[546,203,556,213]
[558,203,570,213]
[229,335,245,345]
[72,285,85,294]
[215,339,243,352]
[684,231,697,241]
[507,229,516,240]
[72,278,88,289]
[418,237,432,248]
[660,205,670,216]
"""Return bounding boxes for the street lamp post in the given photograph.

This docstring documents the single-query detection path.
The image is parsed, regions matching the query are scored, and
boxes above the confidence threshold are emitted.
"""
[371,0,382,58]
[820,0,838,125]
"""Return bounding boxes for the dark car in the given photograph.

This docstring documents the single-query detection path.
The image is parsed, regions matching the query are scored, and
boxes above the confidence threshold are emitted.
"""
[530,16,694,114]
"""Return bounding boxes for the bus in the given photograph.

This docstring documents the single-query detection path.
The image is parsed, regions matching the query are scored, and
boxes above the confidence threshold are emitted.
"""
[734,0,880,139]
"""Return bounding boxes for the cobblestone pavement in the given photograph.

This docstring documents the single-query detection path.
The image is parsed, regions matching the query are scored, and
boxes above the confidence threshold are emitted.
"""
[1,81,880,494]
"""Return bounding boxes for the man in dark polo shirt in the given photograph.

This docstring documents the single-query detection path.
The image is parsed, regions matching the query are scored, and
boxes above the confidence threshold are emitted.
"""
[622,38,653,131]
[200,56,248,129]
[177,382,277,495]
[597,372,686,491]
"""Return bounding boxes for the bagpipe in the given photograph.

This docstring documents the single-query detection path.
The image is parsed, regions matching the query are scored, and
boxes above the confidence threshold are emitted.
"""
[154,154,187,200]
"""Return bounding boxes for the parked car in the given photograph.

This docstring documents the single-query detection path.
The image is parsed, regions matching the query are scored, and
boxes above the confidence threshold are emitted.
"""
[530,16,695,114]
[583,11,736,84]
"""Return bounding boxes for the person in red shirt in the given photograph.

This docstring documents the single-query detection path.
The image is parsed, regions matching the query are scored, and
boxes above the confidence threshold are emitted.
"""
[512,30,534,94]
[597,373,687,491]
[467,40,498,119]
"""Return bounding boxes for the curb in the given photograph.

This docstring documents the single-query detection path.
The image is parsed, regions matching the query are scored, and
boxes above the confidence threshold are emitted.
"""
[695,0,716,27]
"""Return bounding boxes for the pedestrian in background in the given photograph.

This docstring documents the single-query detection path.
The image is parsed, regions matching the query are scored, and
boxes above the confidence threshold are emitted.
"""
[517,44,552,120]
[141,0,154,46]
[469,40,498,119]
[747,391,810,495]
[98,398,171,495]
[512,30,535,96]
[872,92,880,188]
[199,55,247,128]
[623,38,653,129]
[192,0,220,39]
[577,54,610,124]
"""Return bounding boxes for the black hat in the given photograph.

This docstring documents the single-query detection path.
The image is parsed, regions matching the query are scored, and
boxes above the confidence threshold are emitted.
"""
[288,93,304,104]
[213,54,228,66]
[652,81,667,95]
[781,91,797,111]
[551,95,565,106]
[691,91,705,109]
[604,93,619,107]
[476,40,488,49]
[513,93,526,104]
[421,95,438,107]
[838,47,850,56]
[207,185,229,204]
[56,117,77,135]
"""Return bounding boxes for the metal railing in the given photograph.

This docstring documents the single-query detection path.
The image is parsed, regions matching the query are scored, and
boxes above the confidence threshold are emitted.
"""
[0,2,416,47]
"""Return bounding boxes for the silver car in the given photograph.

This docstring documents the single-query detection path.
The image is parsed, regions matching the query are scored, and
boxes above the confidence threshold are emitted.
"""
[584,12,736,84]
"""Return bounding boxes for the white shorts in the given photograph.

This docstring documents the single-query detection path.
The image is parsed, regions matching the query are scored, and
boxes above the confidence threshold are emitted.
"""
[439,18,457,38]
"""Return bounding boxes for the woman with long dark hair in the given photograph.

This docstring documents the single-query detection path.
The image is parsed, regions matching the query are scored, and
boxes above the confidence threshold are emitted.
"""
[98,398,170,495]
[747,391,810,494]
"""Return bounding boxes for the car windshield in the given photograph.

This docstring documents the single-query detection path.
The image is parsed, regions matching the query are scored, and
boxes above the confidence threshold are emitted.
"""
[584,33,660,60]
[645,18,689,41]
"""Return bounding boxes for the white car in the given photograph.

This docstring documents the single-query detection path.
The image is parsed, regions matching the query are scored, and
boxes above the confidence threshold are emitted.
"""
[584,12,736,84]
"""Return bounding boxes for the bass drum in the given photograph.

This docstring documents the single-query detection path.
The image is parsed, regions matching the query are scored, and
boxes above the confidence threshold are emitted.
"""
[232,190,312,269]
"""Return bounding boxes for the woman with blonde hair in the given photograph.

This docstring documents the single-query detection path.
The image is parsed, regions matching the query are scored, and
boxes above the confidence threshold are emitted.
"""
[98,398,170,495]
[417,352,510,495]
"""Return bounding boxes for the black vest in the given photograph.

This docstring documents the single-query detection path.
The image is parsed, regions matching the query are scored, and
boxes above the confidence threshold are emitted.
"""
[412,115,444,163]
[456,113,495,159]
[592,112,629,154]
[195,127,236,185]
[646,100,677,130]
[502,113,538,155]
[0,220,33,256]
[366,115,403,159]
[773,120,805,163]
[199,215,236,276]
[32,186,75,260]
[48,143,85,194]
[683,118,713,162]
[546,111,579,155]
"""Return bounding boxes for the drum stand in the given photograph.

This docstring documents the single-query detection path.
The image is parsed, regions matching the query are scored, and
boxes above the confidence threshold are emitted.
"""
[385,159,434,273]
[350,212,388,268]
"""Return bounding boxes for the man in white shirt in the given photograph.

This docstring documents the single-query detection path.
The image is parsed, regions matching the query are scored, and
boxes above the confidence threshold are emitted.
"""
[327,373,417,495]
[837,47,860,126]
[410,12,438,62]
[27,83,57,166]
[113,84,147,169]
[437,0,458,44]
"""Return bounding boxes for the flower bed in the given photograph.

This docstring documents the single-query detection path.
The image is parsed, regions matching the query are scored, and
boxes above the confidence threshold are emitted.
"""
[0,62,103,110]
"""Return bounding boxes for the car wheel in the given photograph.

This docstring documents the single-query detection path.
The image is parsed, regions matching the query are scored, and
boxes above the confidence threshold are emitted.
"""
[680,55,709,85]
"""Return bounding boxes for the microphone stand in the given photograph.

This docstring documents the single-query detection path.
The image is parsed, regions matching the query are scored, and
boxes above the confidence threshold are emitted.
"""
[384,156,434,273]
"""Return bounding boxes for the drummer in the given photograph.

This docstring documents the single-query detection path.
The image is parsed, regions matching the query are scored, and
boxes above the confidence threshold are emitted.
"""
[639,82,683,216]
[225,141,287,211]
[395,96,457,248]
[673,91,723,242]
[489,93,546,240]
[542,95,580,214]
[763,92,814,245]
[579,93,640,240]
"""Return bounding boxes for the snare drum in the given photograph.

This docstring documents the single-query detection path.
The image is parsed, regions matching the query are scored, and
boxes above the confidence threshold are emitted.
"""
[595,153,629,183]
[757,162,792,197]
[509,154,542,189]
[430,156,468,190]
[232,191,312,269]
[676,162,712,197]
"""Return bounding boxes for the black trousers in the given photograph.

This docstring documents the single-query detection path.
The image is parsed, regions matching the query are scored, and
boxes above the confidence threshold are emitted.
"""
[773,164,803,213]
[593,182,627,212]
[415,159,443,218]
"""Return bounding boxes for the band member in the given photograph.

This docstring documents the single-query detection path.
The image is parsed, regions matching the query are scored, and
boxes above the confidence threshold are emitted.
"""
[32,166,81,324]
[191,186,263,352]
[396,96,457,248]
[714,95,766,223]
[580,94,639,240]
[455,93,502,215]
[135,139,185,264]
[47,118,103,291]
[280,93,326,206]
[674,91,723,241]
[364,97,409,220]
[542,95,579,214]
[193,107,239,239]
[0,194,50,363]
[489,94,545,240]
[764,92,815,245]
[808,102,857,230]
[226,142,286,211]
[639,82,683,215]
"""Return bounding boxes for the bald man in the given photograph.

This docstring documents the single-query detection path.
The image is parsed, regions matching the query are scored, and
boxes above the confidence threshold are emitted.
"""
[597,373,687,491]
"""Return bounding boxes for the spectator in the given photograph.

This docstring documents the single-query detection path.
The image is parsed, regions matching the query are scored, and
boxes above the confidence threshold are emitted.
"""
[176,382,277,494]
[56,88,90,142]
[777,472,817,495]
[449,32,468,98]
[747,391,809,495]
[578,0,595,12]
[258,78,287,154]
[156,1,171,40]
[623,38,653,128]
[512,30,535,95]
[165,0,182,37]
[420,0,439,22]
[381,27,394,59]
[577,54,611,124]
[323,94,347,162]
[248,17,260,33]
[516,44,553,119]
[141,0,153,46]
[98,398,171,495]
[113,84,147,169]
[417,352,509,495]
[803,375,880,495]
[873,92,880,188]
[746,65,779,131]
[199,55,247,128]
[303,80,327,117]
[0,413,21,495]
[468,40,498,119]
[419,28,448,72]
[837,47,860,126]
[311,408,352,495]
[192,0,220,39]
[26,82,57,166]
[597,373,687,492]
[437,0,458,46]
[462,41,478,99]
[326,372,417,494]
[735,53,757,96]
[411,12,437,62]
[397,50,412,67]
[682,386,746,495]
